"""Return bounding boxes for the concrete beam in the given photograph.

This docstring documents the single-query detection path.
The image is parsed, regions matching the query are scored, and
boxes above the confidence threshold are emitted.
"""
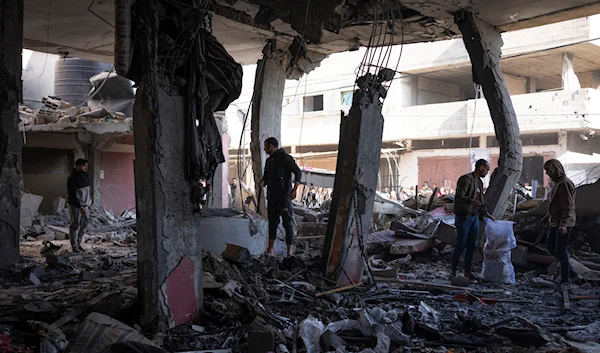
[0,0,23,268]
[456,12,523,219]
[132,0,202,331]
[321,89,384,284]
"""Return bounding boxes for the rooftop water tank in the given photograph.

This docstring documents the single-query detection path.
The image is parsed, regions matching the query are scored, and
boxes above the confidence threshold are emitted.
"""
[54,58,112,106]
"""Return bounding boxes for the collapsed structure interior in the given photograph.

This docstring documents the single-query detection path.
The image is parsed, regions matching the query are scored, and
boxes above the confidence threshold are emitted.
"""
[2,0,600,352]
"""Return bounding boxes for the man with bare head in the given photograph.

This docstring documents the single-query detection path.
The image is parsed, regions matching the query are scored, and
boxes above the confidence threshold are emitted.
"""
[67,158,91,253]
[450,159,494,280]
[259,137,302,256]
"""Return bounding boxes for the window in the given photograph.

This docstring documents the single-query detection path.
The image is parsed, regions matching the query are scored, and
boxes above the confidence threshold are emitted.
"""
[303,94,324,112]
[341,91,353,107]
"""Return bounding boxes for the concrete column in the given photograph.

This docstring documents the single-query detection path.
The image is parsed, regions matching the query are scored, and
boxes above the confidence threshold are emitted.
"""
[132,0,202,331]
[592,71,600,90]
[526,77,537,93]
[89,137,101,207]
[562,53,581,90]
[0,0,23,268]
[456,12,523,219]
[250,40,287,217]
[322,90,384,284]
[479,135,487,148]
[410,77,419,106]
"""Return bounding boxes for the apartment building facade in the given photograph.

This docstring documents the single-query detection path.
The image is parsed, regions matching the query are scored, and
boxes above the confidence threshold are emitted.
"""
[226,15,600,194]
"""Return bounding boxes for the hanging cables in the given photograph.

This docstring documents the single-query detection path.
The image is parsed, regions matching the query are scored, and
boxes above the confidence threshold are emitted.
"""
[467,83,482,170]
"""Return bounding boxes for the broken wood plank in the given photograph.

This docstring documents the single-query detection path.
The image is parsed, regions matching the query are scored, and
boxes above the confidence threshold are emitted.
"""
[272,279,314,300]
[296,235,326,240]
[563,289,571,310]
[315,283,361,297]
[426,187,438,211]
[376,278,504,293]
[47,290,118,331]
[285,269,307,283]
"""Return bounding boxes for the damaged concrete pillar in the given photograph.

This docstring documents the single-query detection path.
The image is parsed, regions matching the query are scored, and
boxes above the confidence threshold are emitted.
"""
[132,0,202,331]
[321,90,384,284]
[0,0,23,267]
[456,12,523,219]
[250,40,287,217]
[562,53,581,90]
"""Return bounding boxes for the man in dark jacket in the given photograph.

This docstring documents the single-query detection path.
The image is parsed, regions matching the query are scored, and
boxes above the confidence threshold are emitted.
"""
[67,158,91,252]
[541,159,577,289]
[450,159,493,280]
[259,137,302,256]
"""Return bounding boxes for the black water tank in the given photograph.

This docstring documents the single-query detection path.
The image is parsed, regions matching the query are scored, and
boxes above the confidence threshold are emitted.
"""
[54,58,112,106]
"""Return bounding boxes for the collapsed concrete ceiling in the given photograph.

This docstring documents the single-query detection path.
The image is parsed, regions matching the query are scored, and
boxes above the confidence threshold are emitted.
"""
[24,0,600,65]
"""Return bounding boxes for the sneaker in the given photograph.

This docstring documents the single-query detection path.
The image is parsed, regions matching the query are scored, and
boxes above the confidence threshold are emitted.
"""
[465,272,480,280]
[449,270,457,280]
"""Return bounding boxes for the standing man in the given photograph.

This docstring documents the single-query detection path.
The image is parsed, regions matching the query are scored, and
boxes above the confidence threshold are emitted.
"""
[67,158,91,253]
[541,159,577,289]
[230,178,238,209]
[260,137,302,256]
[450,159,493,279]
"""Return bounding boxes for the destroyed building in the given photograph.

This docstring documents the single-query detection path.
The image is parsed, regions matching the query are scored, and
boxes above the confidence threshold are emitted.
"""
[227,15,600,197]
[2,0,600,353]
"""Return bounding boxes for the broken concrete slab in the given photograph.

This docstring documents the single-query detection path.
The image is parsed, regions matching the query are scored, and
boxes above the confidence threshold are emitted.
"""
[20,193,44,219]
[222,244,252,263]
[64,313,159,353]
[569,258,600,281]
[511,245,529,267]
[434,221,457,245]
[199,215,268,256]
[390,238,434,255]
[53,197,66,214]
[297,222,328,237]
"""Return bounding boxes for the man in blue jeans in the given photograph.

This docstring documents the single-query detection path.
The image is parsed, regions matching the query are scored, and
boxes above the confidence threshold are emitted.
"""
[450,159,493,280]
[541,159,577,289]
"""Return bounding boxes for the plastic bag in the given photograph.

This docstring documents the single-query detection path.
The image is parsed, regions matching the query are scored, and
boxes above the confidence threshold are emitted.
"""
[483,219,516,254]
[418,301,440,330]
[299,317,325,353]
[480,219,516,284]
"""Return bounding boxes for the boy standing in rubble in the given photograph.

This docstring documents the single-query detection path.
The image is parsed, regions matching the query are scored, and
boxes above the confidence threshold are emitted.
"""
[67,158,91,253]
[450,159,493,280]
[259,137,302,256]
[541,159,578,289]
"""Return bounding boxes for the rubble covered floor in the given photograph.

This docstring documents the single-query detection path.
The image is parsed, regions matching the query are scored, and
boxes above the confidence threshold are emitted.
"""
[3,220,600,353]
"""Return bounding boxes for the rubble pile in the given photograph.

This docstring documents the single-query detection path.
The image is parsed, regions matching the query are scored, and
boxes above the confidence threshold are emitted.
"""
[156,250,600,353]
[21,205,137,245]
[18,95,131,127]
[0,239,137,353]
[513,179,600,260]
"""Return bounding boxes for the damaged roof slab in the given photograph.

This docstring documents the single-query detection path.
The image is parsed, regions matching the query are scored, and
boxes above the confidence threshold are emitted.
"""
[20,122,133,135]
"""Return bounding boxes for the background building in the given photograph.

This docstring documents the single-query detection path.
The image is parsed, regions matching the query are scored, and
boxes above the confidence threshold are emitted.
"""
[226,15,600,196]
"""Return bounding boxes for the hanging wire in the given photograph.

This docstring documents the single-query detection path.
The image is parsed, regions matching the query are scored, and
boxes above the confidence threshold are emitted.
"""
[329,0,406,281]
[467,83,482,169]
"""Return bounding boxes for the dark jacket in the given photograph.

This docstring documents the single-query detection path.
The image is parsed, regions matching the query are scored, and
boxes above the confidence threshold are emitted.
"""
[67,169,91,208]
[454,172,484,217]
[263,148,302,201]
[546,160,576,228]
